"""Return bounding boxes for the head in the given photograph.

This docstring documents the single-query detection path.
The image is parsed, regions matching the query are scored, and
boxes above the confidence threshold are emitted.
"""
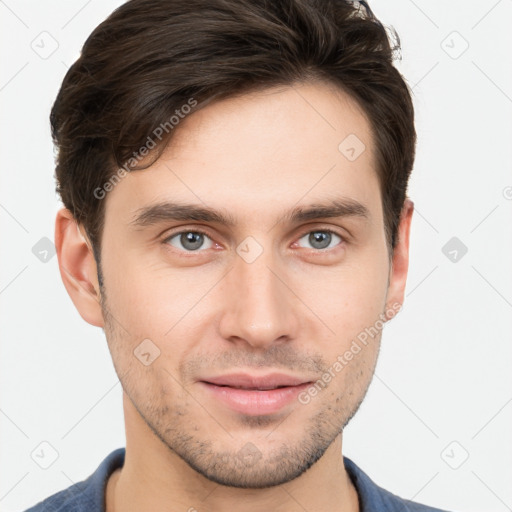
[54,0,415,489]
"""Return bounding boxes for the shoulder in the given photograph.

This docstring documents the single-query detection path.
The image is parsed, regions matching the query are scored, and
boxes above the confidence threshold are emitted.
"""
[23,448,125,512]
[343,456,452,512]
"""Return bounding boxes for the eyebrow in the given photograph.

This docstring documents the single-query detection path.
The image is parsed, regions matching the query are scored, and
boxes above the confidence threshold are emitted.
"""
[129,197,370,229]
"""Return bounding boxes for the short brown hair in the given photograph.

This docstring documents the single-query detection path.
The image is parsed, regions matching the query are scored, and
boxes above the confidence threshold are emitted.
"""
[51,0,416,266]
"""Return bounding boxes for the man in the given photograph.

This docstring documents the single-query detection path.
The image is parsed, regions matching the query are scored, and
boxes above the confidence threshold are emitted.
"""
[26,0,450,510]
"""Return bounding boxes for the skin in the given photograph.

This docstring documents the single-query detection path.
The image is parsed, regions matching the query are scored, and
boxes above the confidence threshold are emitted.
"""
[55,80,413,512]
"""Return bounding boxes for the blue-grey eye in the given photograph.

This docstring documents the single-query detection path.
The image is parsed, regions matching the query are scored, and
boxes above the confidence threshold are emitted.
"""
[167,231,213,251]
[298,230,342,250]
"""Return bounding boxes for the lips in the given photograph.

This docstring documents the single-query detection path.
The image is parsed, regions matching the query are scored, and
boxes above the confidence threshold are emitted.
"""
[200,372,310,390]
[198,373,313,415]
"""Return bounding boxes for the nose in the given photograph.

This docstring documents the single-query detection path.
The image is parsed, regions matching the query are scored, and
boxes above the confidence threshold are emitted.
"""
[218,245,299,350]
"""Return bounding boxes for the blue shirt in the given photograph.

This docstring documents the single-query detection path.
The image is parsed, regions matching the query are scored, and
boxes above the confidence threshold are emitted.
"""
[24,448,450,511]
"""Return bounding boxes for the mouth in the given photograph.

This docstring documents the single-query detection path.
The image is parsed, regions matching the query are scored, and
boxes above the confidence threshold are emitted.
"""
[209,384,294,390]
[200,372,311,389]
[197,372,313,416]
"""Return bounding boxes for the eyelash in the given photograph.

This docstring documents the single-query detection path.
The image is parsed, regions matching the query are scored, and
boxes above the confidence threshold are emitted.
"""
[162,227,345,254]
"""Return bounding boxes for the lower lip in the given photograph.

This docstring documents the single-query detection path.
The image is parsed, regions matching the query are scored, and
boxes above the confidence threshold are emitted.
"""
[199,382,311,416]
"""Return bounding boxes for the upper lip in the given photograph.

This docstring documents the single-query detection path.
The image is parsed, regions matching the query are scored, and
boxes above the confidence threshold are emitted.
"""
[200,373,312,390]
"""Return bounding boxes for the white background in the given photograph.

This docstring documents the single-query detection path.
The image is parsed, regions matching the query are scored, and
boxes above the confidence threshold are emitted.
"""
[1,1,511,511]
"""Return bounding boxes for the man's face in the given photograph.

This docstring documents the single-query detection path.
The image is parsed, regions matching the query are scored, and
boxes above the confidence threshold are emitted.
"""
[98,81,396,488]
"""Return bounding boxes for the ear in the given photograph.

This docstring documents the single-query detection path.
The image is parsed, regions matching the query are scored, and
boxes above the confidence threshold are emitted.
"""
[54,207,104,327]
[385,198,414,320]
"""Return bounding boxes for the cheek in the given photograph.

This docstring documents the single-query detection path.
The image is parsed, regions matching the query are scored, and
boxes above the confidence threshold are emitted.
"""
[301,252,389,340]
[101,253,220,371]
[102,250,196,333]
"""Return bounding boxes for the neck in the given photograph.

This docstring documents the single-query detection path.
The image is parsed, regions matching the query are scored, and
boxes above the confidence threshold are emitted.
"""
[106,393,359,512]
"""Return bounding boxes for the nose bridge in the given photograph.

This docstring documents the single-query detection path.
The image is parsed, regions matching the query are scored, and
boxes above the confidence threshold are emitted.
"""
[219,242,297,348]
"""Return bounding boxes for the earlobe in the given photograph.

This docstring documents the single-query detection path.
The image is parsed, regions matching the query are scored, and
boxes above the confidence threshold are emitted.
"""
[384,198,414,320]
[54,207,104,327]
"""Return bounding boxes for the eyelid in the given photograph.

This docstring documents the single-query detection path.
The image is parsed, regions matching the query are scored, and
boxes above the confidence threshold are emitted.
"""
[296,226,346,240]
[161,224,347,254]
[293,226,346,251]
[161,227,217,250]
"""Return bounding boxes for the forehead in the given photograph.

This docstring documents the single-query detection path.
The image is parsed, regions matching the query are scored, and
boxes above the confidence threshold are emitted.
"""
[104,81,380,228]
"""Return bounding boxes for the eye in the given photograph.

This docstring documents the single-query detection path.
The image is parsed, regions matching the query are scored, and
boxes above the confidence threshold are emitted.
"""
[296,229,343,251]
[164,230,214,252]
